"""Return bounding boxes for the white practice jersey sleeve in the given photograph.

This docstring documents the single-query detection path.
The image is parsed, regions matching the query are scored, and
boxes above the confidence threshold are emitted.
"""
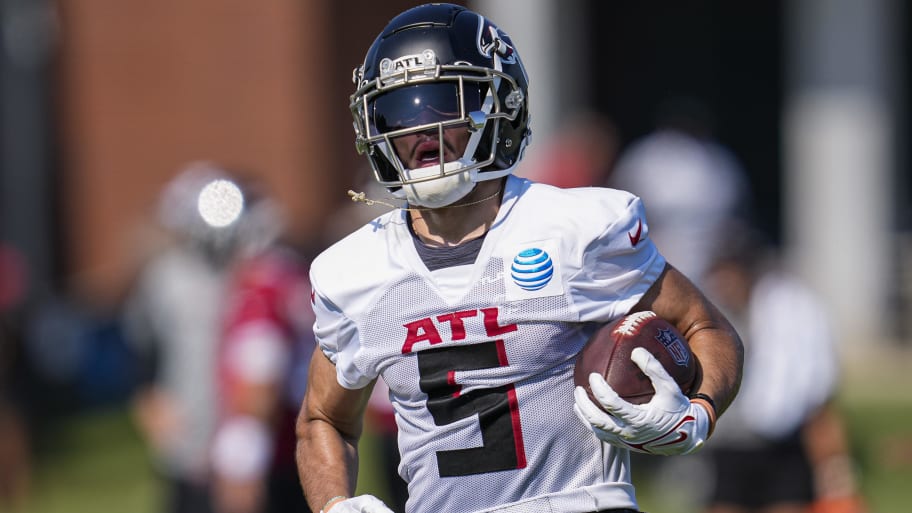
[309,176,666,513]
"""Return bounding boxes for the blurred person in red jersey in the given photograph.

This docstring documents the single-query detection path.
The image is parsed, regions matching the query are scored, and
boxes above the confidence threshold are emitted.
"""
[124,162,282,513]
[210,181,315,513]
[699,222,867,513]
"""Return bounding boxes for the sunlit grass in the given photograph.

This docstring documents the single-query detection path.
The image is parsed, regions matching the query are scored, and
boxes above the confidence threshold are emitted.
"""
[23,408,159,513]
[18,348,912,513]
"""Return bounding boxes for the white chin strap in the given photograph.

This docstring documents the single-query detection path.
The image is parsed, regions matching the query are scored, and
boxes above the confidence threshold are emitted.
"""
[399,160,476,208]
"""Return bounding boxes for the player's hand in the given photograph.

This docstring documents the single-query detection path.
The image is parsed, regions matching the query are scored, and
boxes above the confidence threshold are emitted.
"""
[573,347,712,455]
[323,494,396,513]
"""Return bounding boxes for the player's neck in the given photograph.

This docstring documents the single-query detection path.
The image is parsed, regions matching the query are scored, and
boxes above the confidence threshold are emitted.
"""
[409,178,504,247]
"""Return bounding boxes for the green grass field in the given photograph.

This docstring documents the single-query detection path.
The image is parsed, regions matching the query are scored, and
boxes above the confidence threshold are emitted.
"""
[14,349,912,513]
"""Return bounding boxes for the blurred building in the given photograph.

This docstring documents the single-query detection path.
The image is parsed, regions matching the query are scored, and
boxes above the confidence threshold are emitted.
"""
[1,0,431,312]
[0,0,908,370]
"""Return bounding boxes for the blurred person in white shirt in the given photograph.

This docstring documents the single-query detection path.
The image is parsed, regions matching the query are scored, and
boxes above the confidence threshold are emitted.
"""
[699,222,866,513]
[610,98,751,288]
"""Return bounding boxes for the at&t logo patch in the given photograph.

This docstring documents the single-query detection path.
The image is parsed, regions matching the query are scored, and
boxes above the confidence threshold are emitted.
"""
[504,239,563,300]
[511,248,553,291]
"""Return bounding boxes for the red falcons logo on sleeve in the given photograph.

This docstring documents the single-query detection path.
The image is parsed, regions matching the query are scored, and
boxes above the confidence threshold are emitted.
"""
[628,219,643,247]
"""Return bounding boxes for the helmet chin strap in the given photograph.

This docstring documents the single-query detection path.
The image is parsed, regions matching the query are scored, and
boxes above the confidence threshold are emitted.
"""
[405,180,474,207]
[347,165,503,211]
[394,159,474,207]
[348,182,503,212]
[347,184,501,212]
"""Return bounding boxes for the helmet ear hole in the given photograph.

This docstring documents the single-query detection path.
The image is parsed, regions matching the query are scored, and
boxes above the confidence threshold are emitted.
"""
[500,112,531,167]
[473,122,496,164]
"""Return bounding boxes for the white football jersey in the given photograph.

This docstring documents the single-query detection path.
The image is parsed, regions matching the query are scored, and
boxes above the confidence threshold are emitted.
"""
[310,176,666,513]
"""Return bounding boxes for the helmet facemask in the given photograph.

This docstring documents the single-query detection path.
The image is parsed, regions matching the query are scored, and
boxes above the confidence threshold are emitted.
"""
[351,57,525,207]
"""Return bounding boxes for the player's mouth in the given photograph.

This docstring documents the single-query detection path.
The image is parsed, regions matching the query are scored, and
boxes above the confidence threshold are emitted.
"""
[412,140,448,168]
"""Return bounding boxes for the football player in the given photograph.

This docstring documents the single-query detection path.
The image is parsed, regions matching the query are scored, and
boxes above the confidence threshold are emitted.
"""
[295,4,744,513]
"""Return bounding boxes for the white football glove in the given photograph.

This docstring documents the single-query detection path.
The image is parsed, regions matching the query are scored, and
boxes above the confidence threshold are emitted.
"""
[573,347,714,456]
[322,494,395,513]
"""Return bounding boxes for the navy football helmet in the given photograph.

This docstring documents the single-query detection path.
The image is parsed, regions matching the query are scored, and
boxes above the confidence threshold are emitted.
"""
[350,3,531,196]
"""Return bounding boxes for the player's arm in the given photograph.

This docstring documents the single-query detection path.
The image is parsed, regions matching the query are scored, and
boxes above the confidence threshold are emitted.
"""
[296,350,375,512]
[632,263,743,416]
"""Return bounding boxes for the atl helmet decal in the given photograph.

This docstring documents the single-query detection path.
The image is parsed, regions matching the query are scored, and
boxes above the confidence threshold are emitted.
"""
[379,49,438,80]
[655,328,691,367]
[476,17,517,64]
[510,248,553,291]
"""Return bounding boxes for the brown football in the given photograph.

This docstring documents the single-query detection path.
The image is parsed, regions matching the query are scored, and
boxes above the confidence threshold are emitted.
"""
[574,311,698,406]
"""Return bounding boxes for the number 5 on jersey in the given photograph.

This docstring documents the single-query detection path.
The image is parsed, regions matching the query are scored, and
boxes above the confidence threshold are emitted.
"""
[417,341,527,476]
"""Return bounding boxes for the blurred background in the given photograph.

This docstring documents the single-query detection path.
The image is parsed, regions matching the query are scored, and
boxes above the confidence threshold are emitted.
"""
[0,0,910,512]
